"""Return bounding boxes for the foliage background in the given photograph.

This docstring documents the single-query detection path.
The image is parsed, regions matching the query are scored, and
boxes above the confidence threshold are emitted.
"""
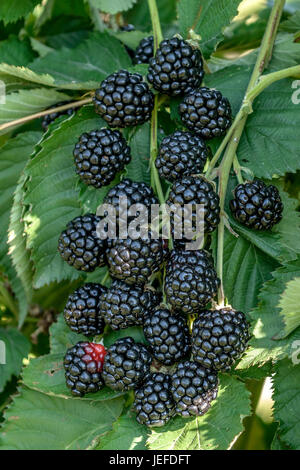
[0,0,299,450]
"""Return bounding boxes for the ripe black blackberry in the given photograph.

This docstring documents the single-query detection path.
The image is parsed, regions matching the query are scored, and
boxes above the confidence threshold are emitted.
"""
[64,283,107,336]
[155,130,210,183]
[133,373,175,427]
[147,37,204,96]
[171,361,218,417]
[99,280,161,330]
[106,234,168,286]
[179,87,232,139]
[192,308,250,371]
[58,214,106,272]
[94,70,154,128]
[41,101,75,130]
[230,179,283,230]
[73,128,131,189]
[64,341,106,397]
[102,337,152,391]
[143,307,190,365]
[134,36,153,64]
[166,175,220,238]
[165,250,219,314]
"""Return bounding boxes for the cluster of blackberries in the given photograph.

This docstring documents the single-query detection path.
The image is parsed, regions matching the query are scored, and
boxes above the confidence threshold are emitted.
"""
[55,34,283,429]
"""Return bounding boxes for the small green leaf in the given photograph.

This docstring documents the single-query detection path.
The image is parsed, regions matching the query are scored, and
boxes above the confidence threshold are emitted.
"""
[49,314,87,355]
[276,278,300,339]
[126,123,151,184]
[89,0,137,15]
[0,328,30,393]
[0,0,40,25]
[0,36,36,65]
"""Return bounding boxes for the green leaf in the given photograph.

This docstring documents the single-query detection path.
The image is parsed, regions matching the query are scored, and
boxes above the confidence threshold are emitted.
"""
[273,359,300,449]
[0,36,36,65]
[97,410,149,450]
[0,328,30,393]
[23,105,104,288]
[49,313,87,355]
[110,30,149,50]
[89,0,137,15]
[0,63,55,89]
[30,31,131,89]
[280,10,300,33]
[0,88,71,135]
[0,387,124,449]
[276,278,300,338]
[104,326,147,348]
[22,353,124,401]
[237,259,300,368]
[178,0,242,57]
[126,123,151,184]
[0,0,40,25]
[148,374,250,450]
[222,230,278,313]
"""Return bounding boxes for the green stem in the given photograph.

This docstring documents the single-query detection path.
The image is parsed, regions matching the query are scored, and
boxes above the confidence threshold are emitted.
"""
[233,155,244,184]
[216,0,286,305]
[0,283,18,319]
[147,0,163,51]
[247,64,300,101]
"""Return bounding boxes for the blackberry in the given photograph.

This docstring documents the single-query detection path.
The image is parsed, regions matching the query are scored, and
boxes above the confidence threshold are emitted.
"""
[155,130,210,182]
[143,307,190,365]
[64,341,106,397]
[58,214,106,272]
[147,37,204,96]
[171,361,218,417]
[165,250,219,314]
[192,308,250,371]
[41,101,75,131]
[102,337,152,391]
[133,373,175,427]
[179,87,232,139]
[230,179,283,230]
[73,128,131,189]
[106,234,168,286]
[99,279,161,330]
[64,283,107,336]
[94,70,154,128]
[134,36,153,64]
[166,176,220,240]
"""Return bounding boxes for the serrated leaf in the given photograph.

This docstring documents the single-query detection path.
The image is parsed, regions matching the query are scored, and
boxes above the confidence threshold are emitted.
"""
[0,88,71,135]
[0,387,124,449]
[22,353,124,401]
[0,0,40,25]
[273,359,300,449]
[97,410,149,450]
[0,63,55,88]
[237,259,300,368]
[89,0,137,15]
[276,278,300,338]
[49,314,87,355]
[280,10,300,33]
[23,105,105,288]
[147,375,250,450]
[110,30,149,50]
[126,123,151,184]
[30,31,131,89]
[0,36,36,65]
[0,328,30,393]
[178,0,242,57]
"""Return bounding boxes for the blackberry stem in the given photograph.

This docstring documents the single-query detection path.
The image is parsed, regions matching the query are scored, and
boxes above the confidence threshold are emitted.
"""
[216,0,286,305]
[233,155,244,185]
[147,0,163,50]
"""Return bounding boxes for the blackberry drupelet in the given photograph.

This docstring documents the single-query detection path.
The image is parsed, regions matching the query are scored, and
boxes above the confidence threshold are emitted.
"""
[133,373,175,427]
[64,341,106,397]
[134,36,153,64]
[155,130,210,182]
[166,175,220,239]
[192,307,250,371]
[58,214,106,272]
[102,337,152,391]
[147,37,204,96]
[179,87,232,139]
[64,283,107,336]
[73,128,131,189]
[106,234,168,286]
[230,179,283,230]
[165,250,219,314]
[143,306,190,365]
[94,70,154,128]
[41,101,75,130]
[171,361,218,417]
[99,279,161,330]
